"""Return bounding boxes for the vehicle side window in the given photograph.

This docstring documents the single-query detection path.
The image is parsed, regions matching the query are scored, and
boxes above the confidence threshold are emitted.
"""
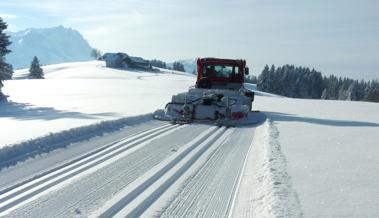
[204,65,217,77]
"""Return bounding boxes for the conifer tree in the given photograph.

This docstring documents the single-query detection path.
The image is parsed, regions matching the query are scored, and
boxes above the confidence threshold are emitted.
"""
[151,59,168,69]
[257,65,270,91]
[365,80,379,102]
[0,17,13,97]
[173,62,185,72]
[29,56,44,79]
[90,48,102,59]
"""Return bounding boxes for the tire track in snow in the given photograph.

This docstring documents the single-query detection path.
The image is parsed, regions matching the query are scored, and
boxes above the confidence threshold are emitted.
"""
[159,127,255,218]
[9,124,213,218]
[3,123,266,218]
[0,123,171,196]
[0,123,183,216]
[91,126,228,218]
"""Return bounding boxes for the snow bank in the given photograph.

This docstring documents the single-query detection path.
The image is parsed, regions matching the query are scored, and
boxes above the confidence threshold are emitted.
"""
[0,114,152,169]
[232,119,302,218]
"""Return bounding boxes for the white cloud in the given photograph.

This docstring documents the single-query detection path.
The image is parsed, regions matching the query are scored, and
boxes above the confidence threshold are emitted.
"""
[0,13,18,20]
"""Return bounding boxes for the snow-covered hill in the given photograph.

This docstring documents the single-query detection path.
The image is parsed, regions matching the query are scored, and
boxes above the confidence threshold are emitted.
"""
[0,61,378,217]
[6,26,93,69]
[2,61,195,146]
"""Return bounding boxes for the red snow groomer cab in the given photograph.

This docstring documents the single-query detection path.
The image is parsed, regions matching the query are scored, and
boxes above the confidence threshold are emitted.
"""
[156,57,257,125]
[196,58,249,90]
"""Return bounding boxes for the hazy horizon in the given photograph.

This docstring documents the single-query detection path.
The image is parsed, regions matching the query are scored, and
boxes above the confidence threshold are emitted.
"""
[1,0,378,80]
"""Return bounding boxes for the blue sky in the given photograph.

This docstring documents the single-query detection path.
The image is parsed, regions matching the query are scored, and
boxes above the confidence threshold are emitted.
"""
[1,0,378,79]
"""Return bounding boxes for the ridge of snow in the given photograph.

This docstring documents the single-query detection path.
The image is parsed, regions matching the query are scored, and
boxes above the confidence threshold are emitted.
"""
[0,114,153,169]
[232,119,302,218]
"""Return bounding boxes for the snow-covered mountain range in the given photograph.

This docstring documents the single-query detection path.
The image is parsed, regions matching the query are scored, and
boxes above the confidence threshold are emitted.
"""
[5,26,93,69]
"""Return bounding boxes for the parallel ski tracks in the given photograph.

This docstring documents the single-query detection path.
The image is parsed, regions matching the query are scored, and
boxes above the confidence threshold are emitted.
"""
[159,127,254,218]
[1,123,255,218]
[0,123,183,216]
[92,126,232,218]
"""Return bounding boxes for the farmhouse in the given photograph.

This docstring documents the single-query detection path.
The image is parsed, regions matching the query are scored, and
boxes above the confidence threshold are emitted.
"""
[102,52,151,70]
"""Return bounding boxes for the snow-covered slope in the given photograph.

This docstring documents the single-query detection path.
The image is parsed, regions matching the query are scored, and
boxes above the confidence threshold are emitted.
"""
[250,94,379,218]
[1,60,378,217]
[2,61,195,146]
[6,26,93,69]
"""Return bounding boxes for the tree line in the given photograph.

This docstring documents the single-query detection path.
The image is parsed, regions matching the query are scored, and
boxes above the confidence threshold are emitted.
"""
[256,64,379,102]
[150,59,168,69]
[150,59,185,72]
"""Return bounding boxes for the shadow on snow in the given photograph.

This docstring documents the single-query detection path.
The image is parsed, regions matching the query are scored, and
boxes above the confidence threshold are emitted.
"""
[264,111,379,127]
[0,100,118,120]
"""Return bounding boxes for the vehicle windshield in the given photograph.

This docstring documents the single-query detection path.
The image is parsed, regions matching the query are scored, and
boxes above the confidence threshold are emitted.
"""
[203,65,240,79]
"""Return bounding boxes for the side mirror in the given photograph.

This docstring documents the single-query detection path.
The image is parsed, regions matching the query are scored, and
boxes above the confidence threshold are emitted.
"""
[245,67,249,75]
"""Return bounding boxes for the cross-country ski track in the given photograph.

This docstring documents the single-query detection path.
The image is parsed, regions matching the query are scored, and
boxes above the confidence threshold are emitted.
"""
[0,119,265,218]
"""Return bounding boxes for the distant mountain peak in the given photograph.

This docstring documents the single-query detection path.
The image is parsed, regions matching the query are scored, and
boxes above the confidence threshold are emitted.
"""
[6,26,93,69]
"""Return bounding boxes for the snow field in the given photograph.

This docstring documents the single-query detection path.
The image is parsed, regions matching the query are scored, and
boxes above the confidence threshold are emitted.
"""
[254,96,379,218]
[1,61,195,146]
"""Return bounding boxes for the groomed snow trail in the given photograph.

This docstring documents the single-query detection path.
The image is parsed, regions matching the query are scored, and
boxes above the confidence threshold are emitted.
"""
[157,126,255,218]
[0,121,260,218]
[0,124,174,198]
[0,123,187,216]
